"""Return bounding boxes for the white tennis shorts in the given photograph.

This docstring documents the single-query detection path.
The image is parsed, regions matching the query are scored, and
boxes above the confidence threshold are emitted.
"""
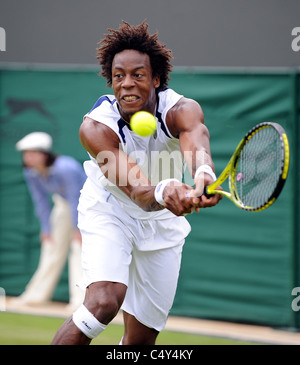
[77,179,191,331]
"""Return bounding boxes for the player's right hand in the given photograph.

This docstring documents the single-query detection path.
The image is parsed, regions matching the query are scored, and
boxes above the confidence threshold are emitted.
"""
[162,181,201,216]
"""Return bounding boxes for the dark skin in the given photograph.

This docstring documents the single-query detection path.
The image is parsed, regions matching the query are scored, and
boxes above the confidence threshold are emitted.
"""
[51,49,222,345]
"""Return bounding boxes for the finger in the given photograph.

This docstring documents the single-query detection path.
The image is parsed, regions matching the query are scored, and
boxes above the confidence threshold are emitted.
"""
[200,192,222,207]
[193,174,206,197]
[185,190,201,213]
[189,187,203,198]
[184,190,198,211]
[164,188,191,216]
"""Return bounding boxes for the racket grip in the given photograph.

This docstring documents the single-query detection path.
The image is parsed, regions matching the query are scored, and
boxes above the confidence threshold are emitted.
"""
[203,186,214,198]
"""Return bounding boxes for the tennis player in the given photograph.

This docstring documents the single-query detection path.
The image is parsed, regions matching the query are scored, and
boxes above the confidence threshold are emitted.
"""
[52,21,222,345]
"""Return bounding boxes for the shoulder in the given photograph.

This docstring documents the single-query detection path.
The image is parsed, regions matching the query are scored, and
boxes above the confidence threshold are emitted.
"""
[23,167,38,179]
[171,97,203,115]
[79,116,120,158]
[157,88,183,112]
[87,94,116,115]
[85,94,120,128]
[166,97,204,136]
[80,116,120,142]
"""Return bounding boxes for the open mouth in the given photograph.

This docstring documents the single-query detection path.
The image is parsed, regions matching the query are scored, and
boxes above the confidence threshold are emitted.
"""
[122,95,140,102]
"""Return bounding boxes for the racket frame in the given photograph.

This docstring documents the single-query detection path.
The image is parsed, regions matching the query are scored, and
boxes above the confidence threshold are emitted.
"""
[204,122,290,211]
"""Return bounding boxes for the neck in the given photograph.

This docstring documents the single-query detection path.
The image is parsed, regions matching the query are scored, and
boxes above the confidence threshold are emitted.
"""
[36,165,48,176]
[117,101,157,125]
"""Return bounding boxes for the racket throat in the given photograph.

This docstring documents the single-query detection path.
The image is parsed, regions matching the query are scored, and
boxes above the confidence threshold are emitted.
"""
[204,186,231,199]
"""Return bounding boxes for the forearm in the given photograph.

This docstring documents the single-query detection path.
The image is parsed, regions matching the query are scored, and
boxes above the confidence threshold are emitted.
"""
[130,185,163,212]
[185,146,215,179]
[98,148,162,211]
[180,124,215,178]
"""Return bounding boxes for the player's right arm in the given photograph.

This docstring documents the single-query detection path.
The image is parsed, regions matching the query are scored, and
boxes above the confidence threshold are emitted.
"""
[79,116,162,211]
[80,117,200,215]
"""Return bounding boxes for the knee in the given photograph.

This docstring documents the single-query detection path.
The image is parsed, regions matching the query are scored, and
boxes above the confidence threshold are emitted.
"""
[84,282,126,324]
[92,295,120,323]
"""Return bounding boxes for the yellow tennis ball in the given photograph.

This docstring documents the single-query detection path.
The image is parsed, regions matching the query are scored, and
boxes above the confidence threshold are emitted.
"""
[130,111,157,137]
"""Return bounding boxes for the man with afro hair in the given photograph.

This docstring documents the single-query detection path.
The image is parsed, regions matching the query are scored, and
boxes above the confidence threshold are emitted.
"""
[52,20,221,345]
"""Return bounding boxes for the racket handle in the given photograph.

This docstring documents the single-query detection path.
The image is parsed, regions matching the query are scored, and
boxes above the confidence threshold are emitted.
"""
[203,186,214,198]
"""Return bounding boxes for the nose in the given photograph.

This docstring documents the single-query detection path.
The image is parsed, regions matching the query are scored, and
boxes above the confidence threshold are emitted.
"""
[121,74,134,88]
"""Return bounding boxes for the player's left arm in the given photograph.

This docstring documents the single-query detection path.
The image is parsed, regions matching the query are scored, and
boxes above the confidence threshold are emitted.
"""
[166,97,222,208]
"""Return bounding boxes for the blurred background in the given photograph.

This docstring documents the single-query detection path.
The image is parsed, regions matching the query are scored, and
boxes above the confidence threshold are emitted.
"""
[0,0,299,331]
[0,0,299,67]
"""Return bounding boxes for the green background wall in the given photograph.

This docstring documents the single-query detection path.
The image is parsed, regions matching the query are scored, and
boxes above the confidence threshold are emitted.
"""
[0,67,299,329]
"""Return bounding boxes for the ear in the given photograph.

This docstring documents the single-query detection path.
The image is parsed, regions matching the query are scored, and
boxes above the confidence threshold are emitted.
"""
[153,75,160,89]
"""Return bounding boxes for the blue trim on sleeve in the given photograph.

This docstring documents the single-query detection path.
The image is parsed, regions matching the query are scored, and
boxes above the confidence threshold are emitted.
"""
[156,109,172,139]
[88,96,116,114]
[117,118,127,144]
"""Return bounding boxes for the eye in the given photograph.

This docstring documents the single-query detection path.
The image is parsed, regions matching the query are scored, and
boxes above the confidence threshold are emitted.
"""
[114,73,123,80]
[134,73,143,79]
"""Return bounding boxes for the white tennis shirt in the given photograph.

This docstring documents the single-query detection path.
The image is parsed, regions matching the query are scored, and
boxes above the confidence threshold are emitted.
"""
[82,88,186,220]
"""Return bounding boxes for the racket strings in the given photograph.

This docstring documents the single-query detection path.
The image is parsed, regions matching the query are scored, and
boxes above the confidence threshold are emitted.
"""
[235,126,282,209]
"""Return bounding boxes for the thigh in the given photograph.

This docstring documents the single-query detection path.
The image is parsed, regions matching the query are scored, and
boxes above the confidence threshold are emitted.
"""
[78,190,135,288]
[50,195,72,243]
[121,242,184,332]
[122,311,158,345]
[79,214,133,288]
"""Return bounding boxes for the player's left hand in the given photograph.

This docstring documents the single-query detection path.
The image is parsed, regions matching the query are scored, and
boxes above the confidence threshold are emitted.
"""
[189,174,223,208]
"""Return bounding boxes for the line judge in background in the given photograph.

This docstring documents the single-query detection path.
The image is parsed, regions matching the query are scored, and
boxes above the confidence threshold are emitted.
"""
[14,132,86,311]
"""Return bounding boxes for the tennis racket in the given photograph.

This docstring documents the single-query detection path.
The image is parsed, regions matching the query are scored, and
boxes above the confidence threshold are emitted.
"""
[204,122,290,212]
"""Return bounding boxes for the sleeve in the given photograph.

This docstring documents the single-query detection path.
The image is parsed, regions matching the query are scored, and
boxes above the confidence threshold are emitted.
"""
[58,161,86,230]
[24,169,52,234]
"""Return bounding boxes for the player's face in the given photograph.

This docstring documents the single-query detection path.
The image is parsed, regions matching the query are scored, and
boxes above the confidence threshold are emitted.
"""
[112,49,160,122]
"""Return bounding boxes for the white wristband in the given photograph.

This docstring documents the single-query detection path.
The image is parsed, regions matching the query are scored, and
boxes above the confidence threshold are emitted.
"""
[154,178,180,205]
[194,164,217,182]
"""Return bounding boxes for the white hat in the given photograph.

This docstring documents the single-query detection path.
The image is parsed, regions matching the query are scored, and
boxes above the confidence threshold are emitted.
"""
[16,132,52,152]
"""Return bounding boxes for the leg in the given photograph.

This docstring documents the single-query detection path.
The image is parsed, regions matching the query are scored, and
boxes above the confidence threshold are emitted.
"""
[17,197,71,304]
[68,238,84,310]
[51,316,92,345]
[122,311,159,345]
[51,281,127,345]
[121,241,184,339]
[52,183,135,344]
